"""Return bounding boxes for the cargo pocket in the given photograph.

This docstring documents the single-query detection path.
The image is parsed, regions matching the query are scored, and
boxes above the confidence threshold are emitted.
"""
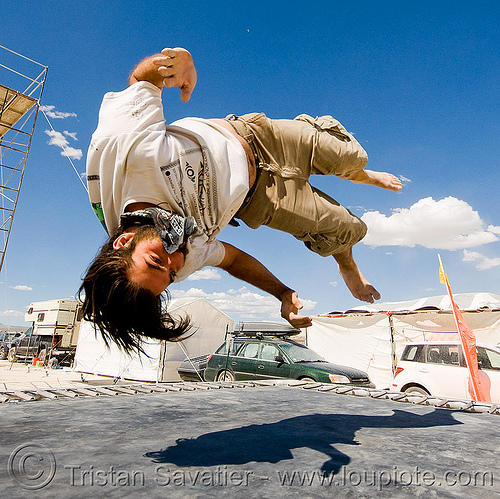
[294,114,352,142]
[294,232,342,257]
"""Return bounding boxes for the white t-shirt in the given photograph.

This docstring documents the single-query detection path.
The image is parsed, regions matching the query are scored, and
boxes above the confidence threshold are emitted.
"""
[86,81,249,281]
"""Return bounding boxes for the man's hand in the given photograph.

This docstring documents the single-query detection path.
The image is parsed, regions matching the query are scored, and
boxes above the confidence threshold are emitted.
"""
[218,242,312,330]
[129,47,197,102]
[153,48,197,102]
[280,289,313,329]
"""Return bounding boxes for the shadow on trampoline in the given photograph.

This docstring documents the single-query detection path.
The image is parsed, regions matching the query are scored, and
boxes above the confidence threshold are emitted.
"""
[144,409,461,475]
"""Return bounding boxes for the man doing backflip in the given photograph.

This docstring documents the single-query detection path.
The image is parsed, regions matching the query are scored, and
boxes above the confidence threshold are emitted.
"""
[81,47,402,352]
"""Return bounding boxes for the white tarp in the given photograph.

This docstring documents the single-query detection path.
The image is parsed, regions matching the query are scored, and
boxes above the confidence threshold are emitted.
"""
[158,297,234,380]
[74,297,233,382]
[344,292,500,314]
[304,293,500,389]
[74,321,161,381]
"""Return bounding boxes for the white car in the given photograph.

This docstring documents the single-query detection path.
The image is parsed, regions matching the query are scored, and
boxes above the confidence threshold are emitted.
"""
[391,341,500,403]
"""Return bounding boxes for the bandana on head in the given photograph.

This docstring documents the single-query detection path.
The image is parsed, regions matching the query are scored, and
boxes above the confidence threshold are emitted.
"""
[120,207,198,254]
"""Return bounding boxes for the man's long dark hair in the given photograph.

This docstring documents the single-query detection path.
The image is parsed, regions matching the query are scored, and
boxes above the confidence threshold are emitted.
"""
[78,225,190,354]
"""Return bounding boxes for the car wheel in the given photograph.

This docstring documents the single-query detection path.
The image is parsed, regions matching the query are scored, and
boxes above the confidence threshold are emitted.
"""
[299,376,316,382]
[0,346,7,360]
[405,386,430,396]
[7,348,17,362]
[216,370,235,382]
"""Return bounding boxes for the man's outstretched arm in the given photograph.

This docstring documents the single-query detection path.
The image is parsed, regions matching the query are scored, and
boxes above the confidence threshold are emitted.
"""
[217,242,313,329]
[129,47,197,102]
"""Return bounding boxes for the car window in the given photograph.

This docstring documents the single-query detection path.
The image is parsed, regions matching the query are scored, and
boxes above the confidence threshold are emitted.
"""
[477,347,500,371]
[426,347,442,364]
[260,344,279,361]
[238,343,260,359]
[401,345,423,362]
[216,341,241,356]
[445,345,460,366]
[425,345,462,366]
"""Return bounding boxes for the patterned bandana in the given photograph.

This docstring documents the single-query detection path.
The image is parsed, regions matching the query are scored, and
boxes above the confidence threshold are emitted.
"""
[119,207,198,254]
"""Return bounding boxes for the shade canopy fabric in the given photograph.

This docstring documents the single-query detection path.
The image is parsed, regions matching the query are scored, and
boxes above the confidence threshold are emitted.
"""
[75,297,233,382]
[339,292,500,314]
[306,293,500,389]
[0,83,37,138]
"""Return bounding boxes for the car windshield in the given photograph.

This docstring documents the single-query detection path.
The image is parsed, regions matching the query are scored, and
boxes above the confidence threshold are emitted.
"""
[279,342,325,363]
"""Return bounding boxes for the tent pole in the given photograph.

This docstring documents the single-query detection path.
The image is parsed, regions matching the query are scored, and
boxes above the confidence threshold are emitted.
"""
[388,313,397,376]
[178,341,204,382]
[223,324,233,381]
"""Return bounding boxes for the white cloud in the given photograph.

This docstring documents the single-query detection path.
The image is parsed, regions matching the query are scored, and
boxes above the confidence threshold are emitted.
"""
[45,130,83,160]
[40,105,77,119]
[61,146,83,160]
[462,250,500,271]
[361,197,500,250]
[170,286,317,319]
[187,268,222,281]
[63,130,78,140]
[45,130,66,147]
[9,285,32,291]
[0,309,24,317]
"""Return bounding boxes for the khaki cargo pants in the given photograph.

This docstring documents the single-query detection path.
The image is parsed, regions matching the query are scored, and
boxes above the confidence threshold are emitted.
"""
[225,113,369,257]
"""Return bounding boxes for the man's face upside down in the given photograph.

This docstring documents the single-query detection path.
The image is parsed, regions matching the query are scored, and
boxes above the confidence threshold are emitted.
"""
[113,226,185,295]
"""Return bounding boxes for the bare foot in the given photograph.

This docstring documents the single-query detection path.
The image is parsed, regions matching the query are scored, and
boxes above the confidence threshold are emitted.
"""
[338,265,381,303]
[333,249,381,303]
[349,169,402,191]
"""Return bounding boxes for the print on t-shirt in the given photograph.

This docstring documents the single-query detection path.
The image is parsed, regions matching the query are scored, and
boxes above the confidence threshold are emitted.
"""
[161,146,218,237]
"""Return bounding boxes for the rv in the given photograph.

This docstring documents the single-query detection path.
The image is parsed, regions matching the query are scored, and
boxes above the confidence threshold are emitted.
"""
[23,299,82,365]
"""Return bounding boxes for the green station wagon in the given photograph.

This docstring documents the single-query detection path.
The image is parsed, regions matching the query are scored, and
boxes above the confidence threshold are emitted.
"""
[204,335,374,387]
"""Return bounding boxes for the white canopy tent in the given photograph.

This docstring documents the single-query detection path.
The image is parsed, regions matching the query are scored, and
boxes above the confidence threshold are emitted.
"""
[74,297,233,382]
[302,293,500,389]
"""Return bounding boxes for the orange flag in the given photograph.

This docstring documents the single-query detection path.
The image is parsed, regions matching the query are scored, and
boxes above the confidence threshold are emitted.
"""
[438,255,488,402]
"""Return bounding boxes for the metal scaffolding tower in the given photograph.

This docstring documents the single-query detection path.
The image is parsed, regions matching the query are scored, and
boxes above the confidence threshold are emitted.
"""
[0,45,47,272]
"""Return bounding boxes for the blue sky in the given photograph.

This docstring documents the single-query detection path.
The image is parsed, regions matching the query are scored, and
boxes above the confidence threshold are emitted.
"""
[1,0,499,327]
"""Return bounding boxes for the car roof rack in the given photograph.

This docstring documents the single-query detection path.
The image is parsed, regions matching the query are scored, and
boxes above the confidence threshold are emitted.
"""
[232,322,301,338]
